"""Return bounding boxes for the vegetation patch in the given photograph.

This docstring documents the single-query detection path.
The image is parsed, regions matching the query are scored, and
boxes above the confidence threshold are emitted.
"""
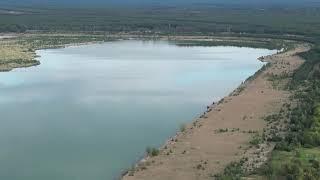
[250,133,263,147]
[260,148,320,179]
[180,123,186,132]
[267,72,290,89]
[214,158,247,180]
[0,34,112,71]
[146,147,160,157]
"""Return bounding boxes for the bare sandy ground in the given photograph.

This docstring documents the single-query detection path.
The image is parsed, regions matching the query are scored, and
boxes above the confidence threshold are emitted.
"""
[0,34,17,39]
[122,44,310,180]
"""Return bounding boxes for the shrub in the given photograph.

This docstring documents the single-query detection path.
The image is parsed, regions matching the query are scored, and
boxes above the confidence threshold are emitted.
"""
[250,134,263,146]
[214,161,244,180]
[146,147,159,157]
[180,124,186,132]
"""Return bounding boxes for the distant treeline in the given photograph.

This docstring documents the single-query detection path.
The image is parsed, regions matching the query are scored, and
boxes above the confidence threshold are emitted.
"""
[0,6,319,38]
[0,24,27,33]
[1,0,319,8]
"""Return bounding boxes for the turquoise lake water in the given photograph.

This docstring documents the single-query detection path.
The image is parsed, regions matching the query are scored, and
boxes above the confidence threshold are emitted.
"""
[0,41,276,180]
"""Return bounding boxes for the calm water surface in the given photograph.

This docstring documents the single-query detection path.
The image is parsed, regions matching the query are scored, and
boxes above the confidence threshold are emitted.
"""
[0,41,276,180]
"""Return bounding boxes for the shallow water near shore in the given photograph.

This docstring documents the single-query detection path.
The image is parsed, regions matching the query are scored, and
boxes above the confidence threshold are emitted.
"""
[0,40,276,180]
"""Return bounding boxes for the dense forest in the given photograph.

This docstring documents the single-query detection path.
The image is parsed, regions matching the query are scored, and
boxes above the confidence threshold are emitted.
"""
[0,6,319,39]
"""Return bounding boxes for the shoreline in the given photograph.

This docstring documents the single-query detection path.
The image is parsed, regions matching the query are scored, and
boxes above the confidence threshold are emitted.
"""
[122,43,310,180]
[0,33,288,72]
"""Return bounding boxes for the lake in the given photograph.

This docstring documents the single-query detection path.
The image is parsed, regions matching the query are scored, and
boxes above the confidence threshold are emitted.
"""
[0,40,276,180]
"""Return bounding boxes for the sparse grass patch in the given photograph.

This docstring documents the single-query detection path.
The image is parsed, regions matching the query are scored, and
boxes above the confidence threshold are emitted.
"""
[250,133,263,147]
[146,147,159,157]
[180,123,186,132]
[214,159,247,180]
[267,72,290,89]
[264,114,281,123]
[214,128,229,133]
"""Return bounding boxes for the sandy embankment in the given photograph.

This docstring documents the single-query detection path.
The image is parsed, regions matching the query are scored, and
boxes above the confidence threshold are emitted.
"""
[123,44,310,180]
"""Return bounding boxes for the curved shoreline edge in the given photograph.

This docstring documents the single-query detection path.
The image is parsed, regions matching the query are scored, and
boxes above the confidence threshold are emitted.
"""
[122,43,311,180]
[0,34,285,72]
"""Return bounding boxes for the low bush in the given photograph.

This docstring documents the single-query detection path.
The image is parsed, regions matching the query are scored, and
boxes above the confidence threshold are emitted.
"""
[146,147,160,157]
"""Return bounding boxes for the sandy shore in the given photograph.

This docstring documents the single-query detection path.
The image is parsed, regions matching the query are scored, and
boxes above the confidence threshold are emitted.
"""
[122,43,310,180]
